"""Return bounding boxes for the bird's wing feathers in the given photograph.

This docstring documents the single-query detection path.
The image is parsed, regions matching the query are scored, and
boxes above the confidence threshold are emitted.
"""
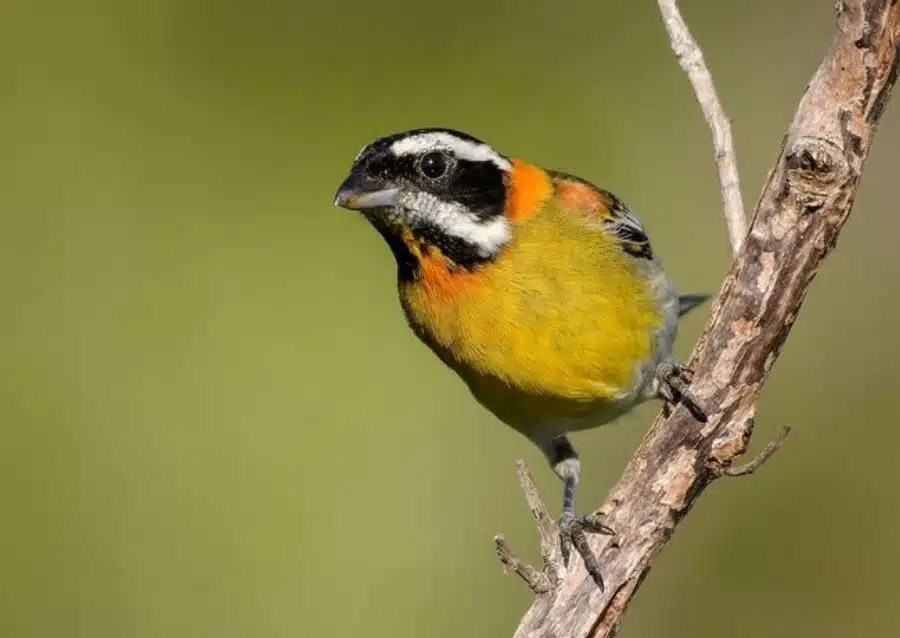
[600,195,653,260]
[547,170,653,260]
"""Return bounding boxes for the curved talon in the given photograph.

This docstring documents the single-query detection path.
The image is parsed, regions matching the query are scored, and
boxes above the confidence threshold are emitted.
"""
[581,513,616,535]
[558,509,614,591]
[656,360,707,423]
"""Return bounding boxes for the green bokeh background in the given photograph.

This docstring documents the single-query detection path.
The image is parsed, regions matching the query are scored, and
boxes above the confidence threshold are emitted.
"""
[2,1,898,636]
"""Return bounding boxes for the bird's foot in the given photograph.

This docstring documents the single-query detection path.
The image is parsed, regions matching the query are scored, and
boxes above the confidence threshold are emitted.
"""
[495,461,616,595]
[655,360,707,423]
[558,508,615,591]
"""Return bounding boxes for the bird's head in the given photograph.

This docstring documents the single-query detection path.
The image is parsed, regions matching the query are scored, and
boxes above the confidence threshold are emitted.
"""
[333,128,550,280]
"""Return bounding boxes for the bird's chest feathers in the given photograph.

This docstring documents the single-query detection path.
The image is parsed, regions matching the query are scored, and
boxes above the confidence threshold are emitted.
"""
[398,212,662,413]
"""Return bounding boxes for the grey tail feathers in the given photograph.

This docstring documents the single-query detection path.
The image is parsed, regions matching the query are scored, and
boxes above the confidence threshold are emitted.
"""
[678,294,711,317]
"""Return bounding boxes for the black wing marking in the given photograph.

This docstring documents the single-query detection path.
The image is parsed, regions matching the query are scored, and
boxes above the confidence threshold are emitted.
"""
[547,170,654,260]
[599,191,653,260]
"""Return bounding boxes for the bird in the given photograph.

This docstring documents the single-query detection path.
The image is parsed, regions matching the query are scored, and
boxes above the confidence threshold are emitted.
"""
[333,127,708,589]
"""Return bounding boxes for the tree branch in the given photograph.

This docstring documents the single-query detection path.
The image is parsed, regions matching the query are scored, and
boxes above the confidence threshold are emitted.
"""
[722,424,791,477]
[657,0,747,254]
[494,461,564,594]
[508,2,900,636]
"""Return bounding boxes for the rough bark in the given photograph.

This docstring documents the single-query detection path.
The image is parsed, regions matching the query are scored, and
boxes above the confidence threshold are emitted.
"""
[509,2,900,636]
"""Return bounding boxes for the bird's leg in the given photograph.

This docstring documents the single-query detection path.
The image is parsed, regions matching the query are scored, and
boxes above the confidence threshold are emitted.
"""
[655,360,707,423]
[540,435,614,591]
[558,476,615,590]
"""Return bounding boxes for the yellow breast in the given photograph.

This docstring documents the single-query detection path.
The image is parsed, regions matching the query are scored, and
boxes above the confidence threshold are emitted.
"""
[399,202,663,426]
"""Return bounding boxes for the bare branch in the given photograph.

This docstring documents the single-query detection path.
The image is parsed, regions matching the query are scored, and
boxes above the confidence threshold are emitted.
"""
[493,460,569,593]
[509,2,900,636]
[495,534,551,594]
[657,0,748,255]
[514,460,564,588]
[724,425,792,477]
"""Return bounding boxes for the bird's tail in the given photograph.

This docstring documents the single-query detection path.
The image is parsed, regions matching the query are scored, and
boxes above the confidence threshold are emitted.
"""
[678,294,711,317]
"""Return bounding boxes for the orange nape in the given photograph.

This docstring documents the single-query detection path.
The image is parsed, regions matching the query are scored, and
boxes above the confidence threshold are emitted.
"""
[554,178,612,218]
[504,159,552,221]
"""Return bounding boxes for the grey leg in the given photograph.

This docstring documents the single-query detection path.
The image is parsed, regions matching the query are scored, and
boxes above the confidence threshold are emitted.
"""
[535,434,614,590]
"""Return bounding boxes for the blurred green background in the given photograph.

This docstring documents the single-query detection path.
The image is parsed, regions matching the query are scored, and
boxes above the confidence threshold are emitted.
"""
[2,0,898,636]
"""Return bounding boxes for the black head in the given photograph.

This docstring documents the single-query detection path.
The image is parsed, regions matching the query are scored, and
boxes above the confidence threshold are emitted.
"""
[334,128,513,278]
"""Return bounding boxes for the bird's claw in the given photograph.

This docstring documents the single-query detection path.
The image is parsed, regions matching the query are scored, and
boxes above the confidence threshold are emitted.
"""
[558,509,615,591]
[656,360,707,423]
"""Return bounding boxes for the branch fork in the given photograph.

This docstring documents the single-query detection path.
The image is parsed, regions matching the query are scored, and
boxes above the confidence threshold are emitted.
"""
[721,425,792,477]
[497,423,791,593]
[494,461,564,595]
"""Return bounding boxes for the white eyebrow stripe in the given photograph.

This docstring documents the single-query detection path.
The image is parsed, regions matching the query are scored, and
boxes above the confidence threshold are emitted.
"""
[390,132,512,170]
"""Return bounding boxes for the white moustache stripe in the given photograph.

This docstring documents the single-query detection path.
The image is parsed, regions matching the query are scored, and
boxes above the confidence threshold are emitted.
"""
[445,216,511,256]
[390,132,512,171]
[398,191,511,257]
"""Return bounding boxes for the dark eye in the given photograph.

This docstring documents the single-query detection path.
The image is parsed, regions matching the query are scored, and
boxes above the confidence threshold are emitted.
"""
[419,152,449,179]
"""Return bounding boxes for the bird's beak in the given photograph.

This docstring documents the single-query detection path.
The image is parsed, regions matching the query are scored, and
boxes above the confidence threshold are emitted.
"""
[333,170,399,211]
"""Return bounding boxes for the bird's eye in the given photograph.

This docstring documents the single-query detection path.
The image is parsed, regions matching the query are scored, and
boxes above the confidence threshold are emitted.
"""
[419,152,449,179]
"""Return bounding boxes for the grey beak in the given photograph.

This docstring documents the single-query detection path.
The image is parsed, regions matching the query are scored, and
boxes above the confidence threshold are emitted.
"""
[333,171,399,210]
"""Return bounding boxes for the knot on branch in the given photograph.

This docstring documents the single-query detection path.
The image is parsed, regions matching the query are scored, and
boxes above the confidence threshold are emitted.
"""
[784,136,851,212]
[785,136,847,184]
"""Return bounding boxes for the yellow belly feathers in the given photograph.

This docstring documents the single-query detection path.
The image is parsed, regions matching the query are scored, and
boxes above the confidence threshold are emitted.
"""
[399,203,662,428]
